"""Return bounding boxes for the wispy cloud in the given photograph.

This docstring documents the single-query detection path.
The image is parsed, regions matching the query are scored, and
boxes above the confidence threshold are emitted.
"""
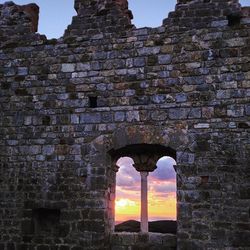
[149,156,176,181]
[151,181,176,193]
[116,157,140,189]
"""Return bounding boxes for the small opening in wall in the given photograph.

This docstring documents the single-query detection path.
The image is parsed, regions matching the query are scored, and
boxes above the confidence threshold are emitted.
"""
[89,96,98,108]
[227,13,241,26]
[32,208,60,235]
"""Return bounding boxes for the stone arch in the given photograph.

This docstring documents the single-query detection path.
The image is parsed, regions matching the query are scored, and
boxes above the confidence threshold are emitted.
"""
[88,124,190,234]
[110,125,188,155]
[89,124,190,175]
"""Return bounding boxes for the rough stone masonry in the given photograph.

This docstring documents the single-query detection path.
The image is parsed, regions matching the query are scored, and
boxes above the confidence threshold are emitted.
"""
[0,0,249,249]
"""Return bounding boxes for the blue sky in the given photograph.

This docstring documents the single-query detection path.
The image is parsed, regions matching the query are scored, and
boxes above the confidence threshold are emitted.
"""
[0,0,249,38]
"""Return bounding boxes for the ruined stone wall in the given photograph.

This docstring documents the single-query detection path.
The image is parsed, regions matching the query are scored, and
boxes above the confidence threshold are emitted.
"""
[110,232,176,250]
[0,0,249,249]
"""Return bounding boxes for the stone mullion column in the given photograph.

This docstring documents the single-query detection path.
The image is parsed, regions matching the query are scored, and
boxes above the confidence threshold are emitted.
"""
[133,154,159,233]
[140,171,149,233]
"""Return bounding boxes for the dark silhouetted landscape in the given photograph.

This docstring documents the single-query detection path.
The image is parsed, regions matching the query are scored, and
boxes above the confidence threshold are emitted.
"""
[115,220,177,234]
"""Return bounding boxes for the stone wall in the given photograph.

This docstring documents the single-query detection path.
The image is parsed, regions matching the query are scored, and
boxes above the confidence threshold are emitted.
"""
[110,232,176,250]
[0,0,249,249]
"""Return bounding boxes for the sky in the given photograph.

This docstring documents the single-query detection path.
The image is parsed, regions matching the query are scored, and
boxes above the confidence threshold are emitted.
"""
[0,0,248,39]
[115,156,176,223]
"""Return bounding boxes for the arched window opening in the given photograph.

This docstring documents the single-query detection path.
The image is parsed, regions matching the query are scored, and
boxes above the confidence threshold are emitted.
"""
[148,156,177,234]
[115,157,140,228]
[109,144,177,234]
[128,0,176,28]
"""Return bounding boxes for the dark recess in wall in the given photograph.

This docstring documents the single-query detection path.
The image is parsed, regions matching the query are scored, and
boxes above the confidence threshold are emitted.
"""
[32,208,61,235]
[89,96,98,108]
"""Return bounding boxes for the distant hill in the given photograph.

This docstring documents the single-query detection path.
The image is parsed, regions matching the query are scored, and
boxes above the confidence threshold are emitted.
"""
[115,220,177,234]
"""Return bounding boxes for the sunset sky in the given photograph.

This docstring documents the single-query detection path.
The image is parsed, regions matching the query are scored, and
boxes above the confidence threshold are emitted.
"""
[1,0,248,39]
[115,156,177,223]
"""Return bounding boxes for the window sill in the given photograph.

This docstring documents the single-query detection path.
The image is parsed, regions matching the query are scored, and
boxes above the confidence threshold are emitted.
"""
[110,232,177,249]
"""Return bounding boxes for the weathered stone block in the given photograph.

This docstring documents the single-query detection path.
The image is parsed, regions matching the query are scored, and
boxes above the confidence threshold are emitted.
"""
[211,20,228,27]
[4,67,16,76]
[121,233,136,245]
[114,112,125,122]
[158,54,172,64]
[134,58,145,67]
[29,145,41,155]
[76,63,90,71]
[71,114,80,124]
[169,108,189,119]
[188,108,201,119]
[227,105,244,117]
[202,107,214,118]
[126,111,140,122]
[138,47,160,56]
[177,152,195,164]
[80,113,101,123]
[151,111,167,121]
[176,93,187,103]
[17,67,28,76]
[42,145,55,155]
[194,123,209,129]
[62,63,75,72]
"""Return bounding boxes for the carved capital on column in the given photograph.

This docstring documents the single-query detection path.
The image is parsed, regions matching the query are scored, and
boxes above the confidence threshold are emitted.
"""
[132,154,160,172]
